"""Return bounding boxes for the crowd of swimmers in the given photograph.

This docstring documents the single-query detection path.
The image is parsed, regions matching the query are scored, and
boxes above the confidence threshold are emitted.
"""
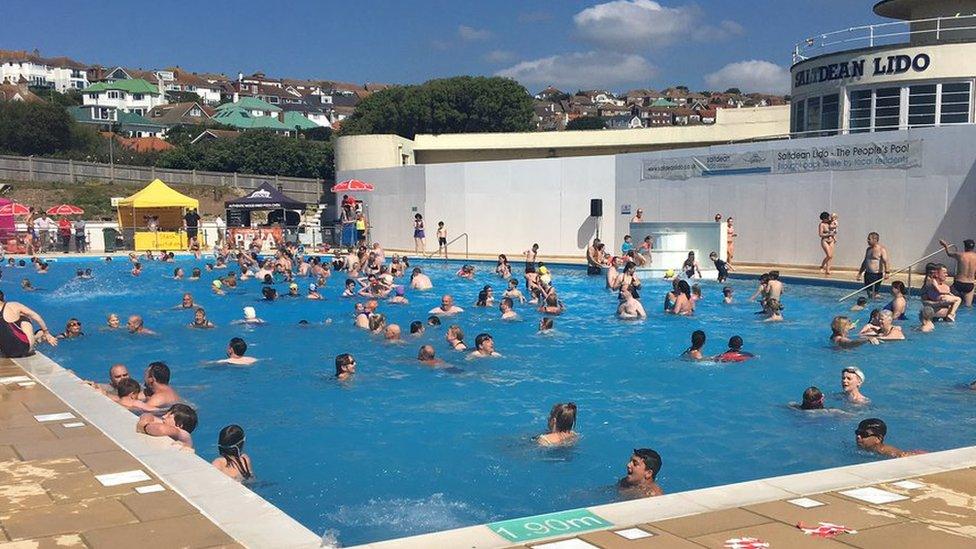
[2,226,976,497]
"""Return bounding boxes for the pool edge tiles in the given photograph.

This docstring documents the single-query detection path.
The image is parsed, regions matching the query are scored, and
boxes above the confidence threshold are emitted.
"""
[11,352,322,549]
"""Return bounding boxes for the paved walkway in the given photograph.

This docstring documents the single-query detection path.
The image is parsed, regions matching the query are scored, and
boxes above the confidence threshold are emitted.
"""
[510,467,976,548]
[0,359,241,549]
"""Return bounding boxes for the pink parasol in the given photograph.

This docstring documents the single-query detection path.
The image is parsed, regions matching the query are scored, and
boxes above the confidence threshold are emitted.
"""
[0,202,30,216]
[331,179,375,193]
[46,204,85,216]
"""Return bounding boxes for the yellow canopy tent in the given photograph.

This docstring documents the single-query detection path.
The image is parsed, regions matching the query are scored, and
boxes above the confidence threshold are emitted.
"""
[117,179,200,251]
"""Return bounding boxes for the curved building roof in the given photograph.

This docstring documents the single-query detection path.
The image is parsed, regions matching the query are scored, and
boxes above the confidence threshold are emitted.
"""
[875,0,976,20]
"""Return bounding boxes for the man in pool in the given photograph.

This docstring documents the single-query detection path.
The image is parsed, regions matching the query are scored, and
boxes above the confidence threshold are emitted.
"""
[417,345,442,366]
[86,363,130,396]
[127,315,155,335]
[855,418,923,458]
[219,337,257,365]
[856,232,889,299]
[618,448,663,498]
[939,238,976,307]
[469,333,501,358]
[429,294,464,316]
[137,404,198,450]
[499,297,518,320]
[335,353,356,381]
[617,288,647,319]
[142,362,180,409]
[409,267,433,290]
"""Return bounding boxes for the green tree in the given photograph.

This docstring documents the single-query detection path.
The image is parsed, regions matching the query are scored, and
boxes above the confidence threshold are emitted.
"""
[566,116,607,131]
[0,101,73,155]
[724,87,742,95]
[28,87,83,107]
[165,90,204,104]
[340,76,534,138]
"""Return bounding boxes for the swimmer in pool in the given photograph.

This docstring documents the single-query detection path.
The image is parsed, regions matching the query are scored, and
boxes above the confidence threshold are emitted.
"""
[307,283,324,300]
[173,267,184,280]
[342,279,356,297]
[237,307,264,325]
[212,425,253,482]
[335,353,356,381]
[618,448,663,498]
[536,402,578,447]
[475,286,494,307]
[113,378,146,413]
[916,306,936,333]
[127,315,155,335]
[217,337,256,365]
[538,317,554,334]
[429,294,464,316]
[446,325,467,351]
[884,281,908,321]
[409,321,424,336]
[871,310,905,340]
[855,418,924,458]
[131,262,142,276]
[617,288,647,319]
[722,286,734,304]
[178,293,195,309]
[499,297,518,320]
[764,298,784,322]
[417,345,441,366]
[427,315,441,327]
[106,314,121,330]
[20,278,34,292]
[841,366,868,404]
[714,335,754,362]
[137,404,197,450]
[384,324,404,344]
[387,285,408,304]
[502,278,526,303]
[189,308,214,329]
[189,268,201,281]
[682,330,706,360]
[469,333,500,358]
[410,268,433,290]
[850,296,868,312]
[830,316,877,348]
[212,280,225,295]
[796,386,825,410]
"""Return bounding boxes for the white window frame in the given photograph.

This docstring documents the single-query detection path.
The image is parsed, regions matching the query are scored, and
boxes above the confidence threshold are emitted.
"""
[845,79,974,133]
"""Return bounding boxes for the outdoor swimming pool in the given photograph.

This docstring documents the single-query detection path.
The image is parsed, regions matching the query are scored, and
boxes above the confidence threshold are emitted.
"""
[18,256,976,545]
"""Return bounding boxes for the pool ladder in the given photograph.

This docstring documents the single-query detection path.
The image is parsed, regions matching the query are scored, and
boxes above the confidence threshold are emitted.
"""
[837,246,953,302]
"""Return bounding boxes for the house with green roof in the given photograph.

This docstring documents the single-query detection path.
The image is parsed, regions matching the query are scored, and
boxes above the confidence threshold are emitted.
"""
[67,105,166,138]
[81,78,166,117]
[649,97,679,108]
[212,97,317,134]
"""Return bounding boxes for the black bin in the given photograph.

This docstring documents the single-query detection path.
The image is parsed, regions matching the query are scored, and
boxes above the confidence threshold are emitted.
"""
[102,228,120,253]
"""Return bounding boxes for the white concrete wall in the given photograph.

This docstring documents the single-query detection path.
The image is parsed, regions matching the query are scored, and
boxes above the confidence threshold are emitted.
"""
[615,125,976,270]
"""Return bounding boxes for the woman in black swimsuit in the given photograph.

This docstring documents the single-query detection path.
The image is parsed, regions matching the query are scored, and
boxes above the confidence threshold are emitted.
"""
[0,291,57,358]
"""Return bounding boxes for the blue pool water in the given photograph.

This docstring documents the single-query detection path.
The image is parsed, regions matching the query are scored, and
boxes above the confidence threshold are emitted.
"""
[13,257,976,545]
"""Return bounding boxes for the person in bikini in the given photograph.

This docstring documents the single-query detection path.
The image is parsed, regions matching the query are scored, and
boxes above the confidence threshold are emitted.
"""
[818,211,837,275]
[0,291,58,357]
[940,238,976,307]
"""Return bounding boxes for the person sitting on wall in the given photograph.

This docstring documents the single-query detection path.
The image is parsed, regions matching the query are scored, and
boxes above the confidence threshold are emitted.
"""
[618,448,664,498]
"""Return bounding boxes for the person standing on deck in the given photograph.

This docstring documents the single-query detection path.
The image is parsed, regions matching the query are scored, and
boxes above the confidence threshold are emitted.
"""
[856,232,889,299]
[940,238,976,307]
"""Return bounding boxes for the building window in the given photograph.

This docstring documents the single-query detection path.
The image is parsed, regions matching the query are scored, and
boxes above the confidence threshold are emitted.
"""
[908,84,937,128]
[873,87,901,131]
[107,91,121,99]
[133,93,144,101]
[820,94,840,135]
[792,100,806,134]
[941,82,971,125]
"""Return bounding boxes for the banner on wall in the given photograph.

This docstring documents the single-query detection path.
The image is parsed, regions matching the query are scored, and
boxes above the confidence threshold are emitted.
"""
[641,140,923,180]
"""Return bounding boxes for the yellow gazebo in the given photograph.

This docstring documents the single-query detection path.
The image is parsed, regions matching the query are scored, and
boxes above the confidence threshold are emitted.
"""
[117,179,200,251]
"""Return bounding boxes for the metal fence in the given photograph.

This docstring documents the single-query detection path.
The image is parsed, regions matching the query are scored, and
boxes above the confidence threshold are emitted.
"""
[0,154,326,203]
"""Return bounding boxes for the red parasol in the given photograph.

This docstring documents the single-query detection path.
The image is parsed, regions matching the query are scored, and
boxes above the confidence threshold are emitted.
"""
[45,204,85,216]
[0,202,30,216]
[331,179,375,193]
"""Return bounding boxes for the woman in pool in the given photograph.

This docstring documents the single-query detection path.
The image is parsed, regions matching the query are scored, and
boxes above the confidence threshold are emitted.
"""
[178,293,195,309]
[831,316,876,348]
[173,267,184,280]
[106,314,121,330]
[537,402,578,447]
[57,318,84,339]
[189,308,215,329]
[884,281,908,321]
[841,366,868,404]
[445,325,467,351]
[855,418,924,458]
[538,291,565,315]
[722,286,734,304]
[869,310,905,340]
[495,254,512,279]
[212,425,253,482]
[669,280,694,315]
[475,286,494,307]
[335,353,356,381]
[681,252,701,279]
[682,330,706,360]
[798,386,824,410]
[616,261,642,300]
[413,213,425,254]
[818,211,836,275]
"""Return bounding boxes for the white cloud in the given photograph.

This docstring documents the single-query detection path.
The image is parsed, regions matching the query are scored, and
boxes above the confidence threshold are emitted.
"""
[704,60,790,94]
[496,51,656,91]
[573,0,743,52]
[458,25,491,41]
[483,50,516,64]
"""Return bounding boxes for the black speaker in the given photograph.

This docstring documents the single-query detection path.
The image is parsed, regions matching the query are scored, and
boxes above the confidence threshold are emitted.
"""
[590,199,603,217]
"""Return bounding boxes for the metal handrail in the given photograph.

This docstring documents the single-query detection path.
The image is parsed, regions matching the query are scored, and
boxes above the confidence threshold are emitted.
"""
[793,13,976,63]
[837,246,952,302]
[424,232,468,259]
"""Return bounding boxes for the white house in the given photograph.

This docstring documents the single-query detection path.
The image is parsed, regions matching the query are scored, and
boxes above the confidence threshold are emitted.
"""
[81,78,166,116]
[0,51,89,92]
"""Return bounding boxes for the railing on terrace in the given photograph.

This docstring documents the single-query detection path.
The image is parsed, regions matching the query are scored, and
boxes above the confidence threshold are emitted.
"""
[793,13,976,64]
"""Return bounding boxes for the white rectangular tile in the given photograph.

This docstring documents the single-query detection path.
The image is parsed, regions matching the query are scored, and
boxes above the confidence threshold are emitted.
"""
[61,422,85,428]
[33,412,76,422]
[787,497,826,508]
[0,375,32,384]
[891,480,925,490]
[530,540,600,549]
[95,469,151,486]
[839,487,908,504]
[135,483,166,494]
[614,527,654,539]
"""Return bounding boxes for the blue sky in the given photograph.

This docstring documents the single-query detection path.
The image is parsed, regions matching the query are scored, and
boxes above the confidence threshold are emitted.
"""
[8,0,886,94]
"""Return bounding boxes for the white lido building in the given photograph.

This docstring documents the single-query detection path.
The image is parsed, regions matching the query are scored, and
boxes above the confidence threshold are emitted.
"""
[336,0,976,271]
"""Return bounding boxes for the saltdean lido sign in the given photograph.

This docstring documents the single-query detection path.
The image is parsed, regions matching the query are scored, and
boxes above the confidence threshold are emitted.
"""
[641,139,923,180]
[794,53,931,87]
